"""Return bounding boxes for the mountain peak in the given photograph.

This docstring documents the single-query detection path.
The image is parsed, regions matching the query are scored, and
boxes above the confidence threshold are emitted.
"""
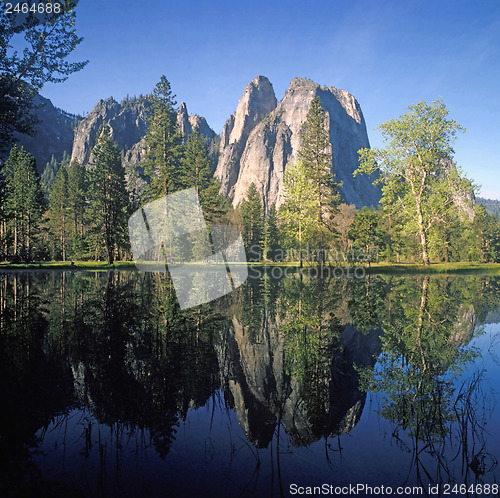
[215,77,380,211]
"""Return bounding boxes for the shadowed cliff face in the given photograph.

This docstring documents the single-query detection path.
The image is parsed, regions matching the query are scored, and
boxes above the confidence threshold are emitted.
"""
[70,97,152,166]
[215,76,381,211]
[15,94,76,174]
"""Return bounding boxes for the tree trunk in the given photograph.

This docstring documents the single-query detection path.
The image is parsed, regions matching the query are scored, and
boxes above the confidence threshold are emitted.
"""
[299,222,303,268]
[416,198,429,265]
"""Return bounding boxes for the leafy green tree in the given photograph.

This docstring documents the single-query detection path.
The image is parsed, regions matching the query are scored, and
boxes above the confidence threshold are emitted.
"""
[2,145,44,261]
[67,159,87,258]
[0,1,87,148]
[298,96,341,254]
[279,161,317,267]
[239,183,264,261]
[264,203,281,261]
[143,76,183,201]
[356,99,474,265]
[48,164,70,260]
[86,125,128,264]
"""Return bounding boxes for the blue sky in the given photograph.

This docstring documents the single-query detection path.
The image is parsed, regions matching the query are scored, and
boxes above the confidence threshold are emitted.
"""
[40,0,500,198]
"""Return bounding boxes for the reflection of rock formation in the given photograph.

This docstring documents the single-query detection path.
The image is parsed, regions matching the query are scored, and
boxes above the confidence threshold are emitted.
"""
[449,305,476,347]
[216,314,381,448]
[329,324,381,436]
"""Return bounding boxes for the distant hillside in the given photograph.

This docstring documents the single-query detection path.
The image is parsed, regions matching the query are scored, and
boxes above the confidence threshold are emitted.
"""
[477,197,500,216]
[16,94,79,174]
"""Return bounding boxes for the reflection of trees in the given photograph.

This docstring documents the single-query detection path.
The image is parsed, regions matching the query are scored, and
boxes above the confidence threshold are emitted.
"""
[3,270,500,494]
[280,275,342,440]
[1,271,223,468]
[217,273,382,448]
[64,271,222,458]
[0,272,75,496]
[358,275,492,485]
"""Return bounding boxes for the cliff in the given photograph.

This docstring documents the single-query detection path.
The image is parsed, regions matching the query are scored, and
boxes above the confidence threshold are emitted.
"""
[16,94,77,174]
[215,76,381,211]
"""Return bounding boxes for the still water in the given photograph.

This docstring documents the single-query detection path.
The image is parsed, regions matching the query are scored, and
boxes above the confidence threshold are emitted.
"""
[1,270,500,497]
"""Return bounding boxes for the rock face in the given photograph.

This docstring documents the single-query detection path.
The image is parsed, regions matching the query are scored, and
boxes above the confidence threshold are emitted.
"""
[16,94,76,174]
[71,97,216,169]
[215,76,278,201]
[216,302,382,448]
[70,97,151,166]
[215,77,380,211]
[177,102,215,142]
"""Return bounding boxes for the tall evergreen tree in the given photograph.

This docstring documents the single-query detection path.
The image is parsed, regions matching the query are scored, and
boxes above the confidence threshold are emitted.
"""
[182,126,211,195]
[86,125,128,264]
[264,204,281,262]
[298,96,341,253]
[41,155,60,198]
[349,207,382,268]
[48,165,70,260]
[240,183,264,261]
[181,126,226,223]
[67,159,87,258]
[2,145,44,261]
[0,2,87,149]
[143,76,183,201]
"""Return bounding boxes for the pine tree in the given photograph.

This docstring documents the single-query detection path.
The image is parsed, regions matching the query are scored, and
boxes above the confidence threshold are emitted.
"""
[41,155,60,198]
[86,124,128,264]
[0,3,87,148]
[298,96,341,258]
[182,126,211,195]
[240,183,264,261]
[143,76,183,201]
[67,159,87,258]
[48,165,70,260]
[181,125,226,223]
[2,145,44,261]
[264,204,281,261]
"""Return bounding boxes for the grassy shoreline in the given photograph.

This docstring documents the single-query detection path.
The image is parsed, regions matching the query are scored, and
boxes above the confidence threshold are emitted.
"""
[2,260,500,275]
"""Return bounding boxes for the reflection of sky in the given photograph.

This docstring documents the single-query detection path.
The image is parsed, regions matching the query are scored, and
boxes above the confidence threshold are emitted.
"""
[22,0,499,199]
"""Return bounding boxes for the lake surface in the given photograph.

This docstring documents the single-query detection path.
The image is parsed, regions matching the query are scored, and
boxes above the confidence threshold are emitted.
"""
[1,270,500,497]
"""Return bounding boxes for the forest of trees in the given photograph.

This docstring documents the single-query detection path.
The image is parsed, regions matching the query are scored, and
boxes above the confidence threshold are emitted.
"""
[1,75,500,265]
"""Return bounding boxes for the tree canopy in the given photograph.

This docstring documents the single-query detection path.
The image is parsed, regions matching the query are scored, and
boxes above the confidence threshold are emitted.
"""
[356,98,475,265]
[0,0,87,149]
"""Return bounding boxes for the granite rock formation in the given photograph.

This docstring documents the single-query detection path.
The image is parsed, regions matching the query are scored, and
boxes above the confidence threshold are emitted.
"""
[215,76,381,211]
[70,97,151,166]
[177,102,216,142]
